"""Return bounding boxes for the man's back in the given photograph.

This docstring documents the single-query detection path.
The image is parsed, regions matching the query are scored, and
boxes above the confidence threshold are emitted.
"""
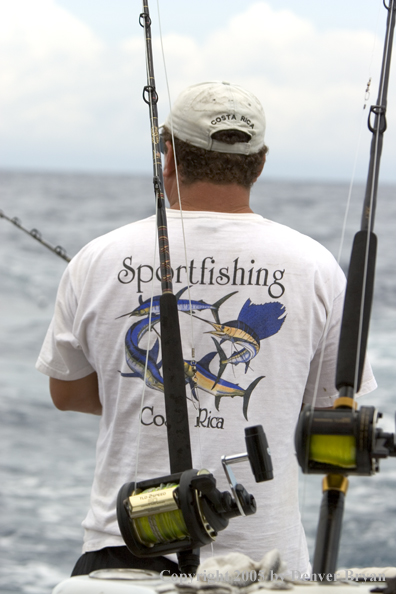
[37,208,377,573]
[37,81,376,576]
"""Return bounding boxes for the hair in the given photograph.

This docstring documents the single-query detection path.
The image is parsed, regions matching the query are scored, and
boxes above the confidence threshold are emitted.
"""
[161,127,268,188]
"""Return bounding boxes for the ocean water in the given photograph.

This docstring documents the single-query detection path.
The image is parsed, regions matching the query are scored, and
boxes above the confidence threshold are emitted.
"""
[0,170,395,593]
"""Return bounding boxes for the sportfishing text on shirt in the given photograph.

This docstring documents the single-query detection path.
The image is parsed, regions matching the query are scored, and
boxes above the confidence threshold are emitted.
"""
[117,255,286,297]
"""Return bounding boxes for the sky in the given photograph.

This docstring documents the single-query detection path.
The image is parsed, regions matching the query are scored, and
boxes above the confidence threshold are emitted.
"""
[1,0,396,181]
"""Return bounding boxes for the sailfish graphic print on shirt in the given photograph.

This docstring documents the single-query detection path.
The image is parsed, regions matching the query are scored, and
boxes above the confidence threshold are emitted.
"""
[118,287,286,421]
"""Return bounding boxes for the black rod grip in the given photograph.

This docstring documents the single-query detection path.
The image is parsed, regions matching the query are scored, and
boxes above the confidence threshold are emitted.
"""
[336,230,377,393]
[312,488,345,577]
[177,549,200,576]
[160,292,193,473]
[245,425,273,482]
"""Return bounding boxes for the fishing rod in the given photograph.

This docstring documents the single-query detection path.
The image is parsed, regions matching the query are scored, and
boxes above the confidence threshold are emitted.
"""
[295,0,396,578]
[0,209,71,263]
[116,0,273,576]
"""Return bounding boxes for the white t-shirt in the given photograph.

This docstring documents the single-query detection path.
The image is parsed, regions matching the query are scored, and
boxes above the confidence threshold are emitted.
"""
[36,210,376,575]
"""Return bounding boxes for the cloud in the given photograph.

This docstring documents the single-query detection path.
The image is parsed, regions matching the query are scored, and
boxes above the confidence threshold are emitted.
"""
[0,1,141,158]
[160,4,383,162]
[0,1,103,130]
[0,0,394,179]
[153,3,395,178]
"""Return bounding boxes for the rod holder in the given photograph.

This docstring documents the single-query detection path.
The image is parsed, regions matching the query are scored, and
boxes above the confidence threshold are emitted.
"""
[312,475,349,578]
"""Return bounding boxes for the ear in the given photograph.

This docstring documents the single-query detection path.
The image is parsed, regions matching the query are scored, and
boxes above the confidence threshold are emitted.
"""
[163,141,176,178]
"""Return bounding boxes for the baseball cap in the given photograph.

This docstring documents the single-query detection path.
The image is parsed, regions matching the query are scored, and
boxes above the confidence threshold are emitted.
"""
[162,81,266,155]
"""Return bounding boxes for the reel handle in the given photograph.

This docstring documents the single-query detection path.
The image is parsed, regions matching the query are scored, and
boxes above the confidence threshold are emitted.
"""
[245,425,273,482]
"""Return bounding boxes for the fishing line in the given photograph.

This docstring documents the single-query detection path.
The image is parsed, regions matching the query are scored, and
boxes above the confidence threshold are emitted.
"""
[352,0,395,396]
[154,3,221,561]
[156,0,198,399]
[298,32,385,568]
[132,483,189,546]
[155,0,204,480]
[299,81,372,535]
[138,2,195,496]
[134,0,188,485]
[336,0,382,265]
[299,0,387,569]
[307,0,391,412]
[302,0,385,445]
[296,0,396,576]
[311,0,383,410]
[134,220,160,486]
[132,5,159,487]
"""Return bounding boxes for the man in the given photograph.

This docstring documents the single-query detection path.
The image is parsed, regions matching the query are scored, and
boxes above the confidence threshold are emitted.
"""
[36,81,376,577]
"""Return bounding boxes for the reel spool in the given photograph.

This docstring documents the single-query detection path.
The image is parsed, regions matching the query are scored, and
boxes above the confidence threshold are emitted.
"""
[295,400,396,475]
[117,425,273,558]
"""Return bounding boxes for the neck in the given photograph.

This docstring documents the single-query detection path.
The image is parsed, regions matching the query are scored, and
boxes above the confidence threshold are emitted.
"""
[167,181,254,213]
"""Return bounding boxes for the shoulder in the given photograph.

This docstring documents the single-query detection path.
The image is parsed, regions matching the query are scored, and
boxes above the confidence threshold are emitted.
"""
[62,216,156,293]
[256,217,342,267]
[259,219,346,297]
[69,216,155,266]
[267,218,331,250]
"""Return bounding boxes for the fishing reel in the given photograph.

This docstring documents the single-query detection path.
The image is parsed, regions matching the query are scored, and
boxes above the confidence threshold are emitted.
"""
[295,397,396,476]
[117,425,273,559]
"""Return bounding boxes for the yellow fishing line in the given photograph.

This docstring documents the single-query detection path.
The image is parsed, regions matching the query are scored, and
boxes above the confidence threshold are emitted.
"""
[132,484,189,546]
[309,435,357,468]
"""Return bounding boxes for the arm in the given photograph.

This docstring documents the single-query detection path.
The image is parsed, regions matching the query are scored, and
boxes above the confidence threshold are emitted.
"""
[49,372,102,415]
